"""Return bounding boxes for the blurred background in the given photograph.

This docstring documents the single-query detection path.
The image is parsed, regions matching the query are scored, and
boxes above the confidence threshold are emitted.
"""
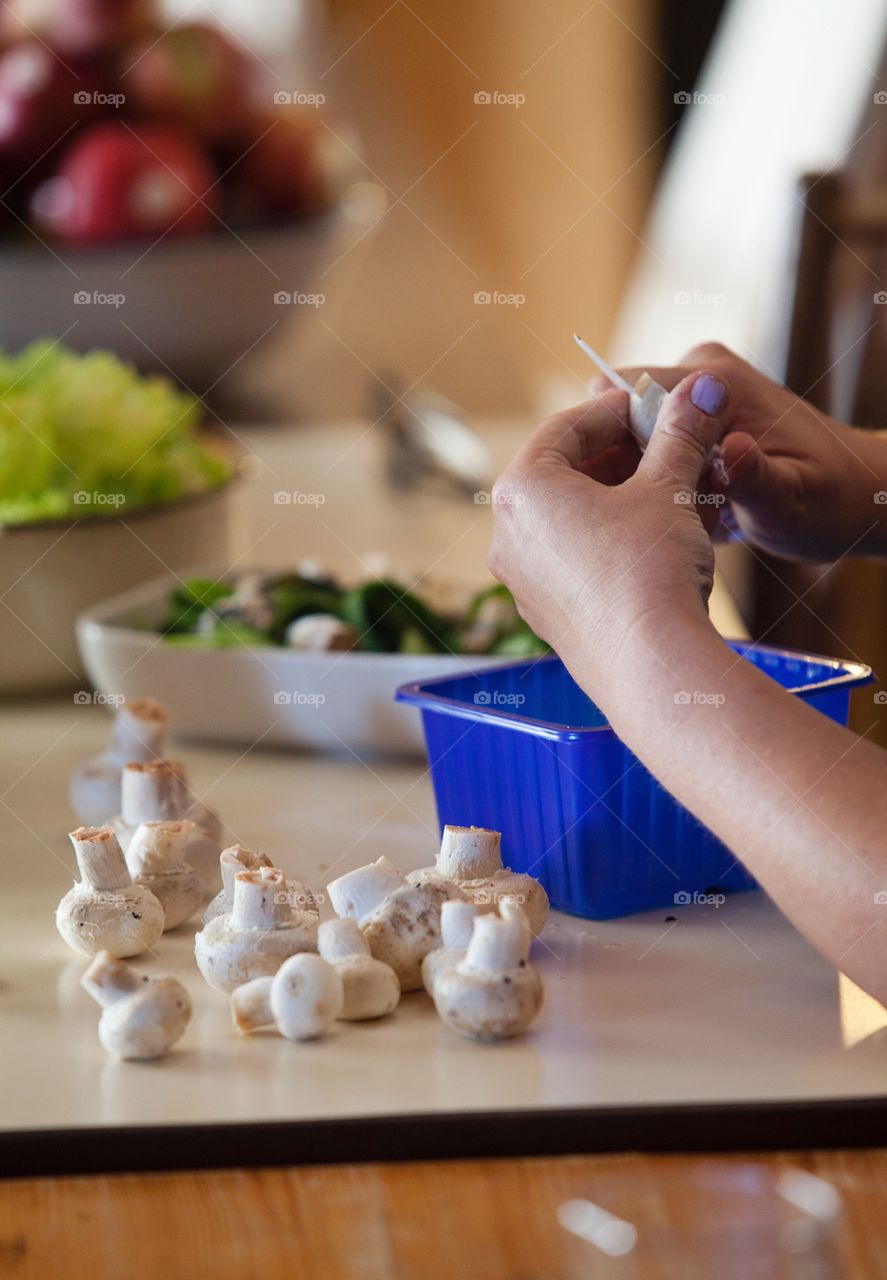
[4,0,887,739]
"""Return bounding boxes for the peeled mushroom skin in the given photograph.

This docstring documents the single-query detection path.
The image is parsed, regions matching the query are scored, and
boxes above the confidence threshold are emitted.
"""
[56,884,165,959]
[434,966,543,1042]
[100,978,192,1060]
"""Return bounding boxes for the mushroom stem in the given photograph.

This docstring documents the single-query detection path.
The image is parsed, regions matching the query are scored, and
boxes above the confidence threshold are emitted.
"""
[121,761,185,825]
[220,844,272,899]
[107,698,169,765]
[230,976,274,1032]
[80,951,142,1007]
[318,917,370,963]
[127,820,195,876]
[440,899,479,950]
[462,907,530,976]
[327,857,406,921]
[437,826,502,880]
[231,868,291,930]
[69,827,131,891]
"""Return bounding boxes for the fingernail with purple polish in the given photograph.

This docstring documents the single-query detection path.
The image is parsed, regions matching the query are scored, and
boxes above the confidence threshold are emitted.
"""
[690,373,727,416]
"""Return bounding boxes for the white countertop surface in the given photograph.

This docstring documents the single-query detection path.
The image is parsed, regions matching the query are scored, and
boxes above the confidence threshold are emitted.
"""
[1,421,883,1143]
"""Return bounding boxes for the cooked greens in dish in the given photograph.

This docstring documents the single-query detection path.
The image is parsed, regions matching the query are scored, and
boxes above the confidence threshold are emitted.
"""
[0,343,233,526]
[160,569,548,657]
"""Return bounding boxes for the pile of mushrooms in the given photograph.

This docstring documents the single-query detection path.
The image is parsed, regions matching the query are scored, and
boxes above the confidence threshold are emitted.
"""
[63,702,548,1059]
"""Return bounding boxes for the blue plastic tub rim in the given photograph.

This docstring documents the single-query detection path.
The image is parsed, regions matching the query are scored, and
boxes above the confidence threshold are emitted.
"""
[394,640,874,743]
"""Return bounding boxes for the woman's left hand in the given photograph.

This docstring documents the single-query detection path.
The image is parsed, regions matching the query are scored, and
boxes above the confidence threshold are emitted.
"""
[486,370,731,701]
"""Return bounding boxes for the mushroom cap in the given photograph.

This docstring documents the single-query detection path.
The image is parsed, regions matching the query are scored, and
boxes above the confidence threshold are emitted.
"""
[433,965,543,1041]
[361,880,456,992]
[136,866,204,931]
[194,913,319,993]
[337,956,401,1020]
[56,883,165,958]
[459,872,549,936]
[270,953,344,1040]
[98,977,191,1059]
[285,613,359,652]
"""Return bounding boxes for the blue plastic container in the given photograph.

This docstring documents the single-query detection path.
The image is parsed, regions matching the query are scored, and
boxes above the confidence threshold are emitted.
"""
[396,642,873,919]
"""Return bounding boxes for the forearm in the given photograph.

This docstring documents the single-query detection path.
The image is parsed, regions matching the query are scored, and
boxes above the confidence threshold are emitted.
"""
[565,613,887,1001]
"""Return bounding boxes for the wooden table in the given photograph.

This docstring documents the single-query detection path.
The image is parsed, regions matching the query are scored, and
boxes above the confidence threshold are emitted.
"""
[4,1150,886,1278]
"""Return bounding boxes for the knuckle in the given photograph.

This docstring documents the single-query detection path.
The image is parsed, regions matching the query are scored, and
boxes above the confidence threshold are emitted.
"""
[681,340,732,367]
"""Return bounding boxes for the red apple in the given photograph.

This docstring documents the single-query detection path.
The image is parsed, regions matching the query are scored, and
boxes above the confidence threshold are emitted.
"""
[225,114,326,220]
[31,121,216,243]
[122,24,255,141]
[0,42,109,162]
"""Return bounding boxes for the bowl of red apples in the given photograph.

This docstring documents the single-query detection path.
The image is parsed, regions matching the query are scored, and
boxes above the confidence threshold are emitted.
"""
[0,0,358,385]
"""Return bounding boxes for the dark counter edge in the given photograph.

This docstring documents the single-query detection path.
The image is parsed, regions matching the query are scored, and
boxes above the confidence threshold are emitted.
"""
[2,1096,886,1178]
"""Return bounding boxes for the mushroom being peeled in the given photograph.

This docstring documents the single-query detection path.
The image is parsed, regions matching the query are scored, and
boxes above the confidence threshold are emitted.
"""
[318,917,400,1020]
[194,867,319,993]
[231,953,344,1041]
[327,857,464,992]
[434,901,543,1042]
[56,827,165,958]
[126,821,204,930]
[407,826,549,935]
[203,844,274,924]
[70,697,170,826]
[110,760,223,897]
[421,899,480,997]
[81,950,191,1060]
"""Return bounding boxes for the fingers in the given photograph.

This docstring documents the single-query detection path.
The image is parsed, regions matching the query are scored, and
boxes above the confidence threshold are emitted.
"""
[713,430,794,512]
[639,370,730,489]
[509,388,632,475]
[589,366,690,396]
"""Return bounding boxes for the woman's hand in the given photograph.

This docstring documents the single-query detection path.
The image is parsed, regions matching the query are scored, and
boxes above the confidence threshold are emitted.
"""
[487,369,729,701]
[592,342,882,562]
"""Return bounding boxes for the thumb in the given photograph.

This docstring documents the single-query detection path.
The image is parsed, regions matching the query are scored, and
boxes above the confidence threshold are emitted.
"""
[639,370,729,491]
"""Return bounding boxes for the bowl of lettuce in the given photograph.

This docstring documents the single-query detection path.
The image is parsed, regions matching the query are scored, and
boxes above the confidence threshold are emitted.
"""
[0,342,240,693]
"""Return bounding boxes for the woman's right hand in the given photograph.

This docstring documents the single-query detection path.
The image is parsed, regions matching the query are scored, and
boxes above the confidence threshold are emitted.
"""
[592,342,884,562]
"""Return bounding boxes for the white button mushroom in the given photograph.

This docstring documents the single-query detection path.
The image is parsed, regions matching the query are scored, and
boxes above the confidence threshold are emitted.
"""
[327,856,463,992]
[421,899,480,997]
[56,827,165,958]
[125,821,205,931]
[284,613,359,651]
[70,697,170,826]
[230,953,344,1041]
[317,917,400,1020]
[408,826,549,935]
[110,760,222,897]
[433,901,544,1041]
[81,949,191,1060]
[194,867,319,993]
[203,843,274,924]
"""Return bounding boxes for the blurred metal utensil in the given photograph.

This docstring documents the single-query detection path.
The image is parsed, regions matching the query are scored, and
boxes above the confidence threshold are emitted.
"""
[374,378,493,499]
